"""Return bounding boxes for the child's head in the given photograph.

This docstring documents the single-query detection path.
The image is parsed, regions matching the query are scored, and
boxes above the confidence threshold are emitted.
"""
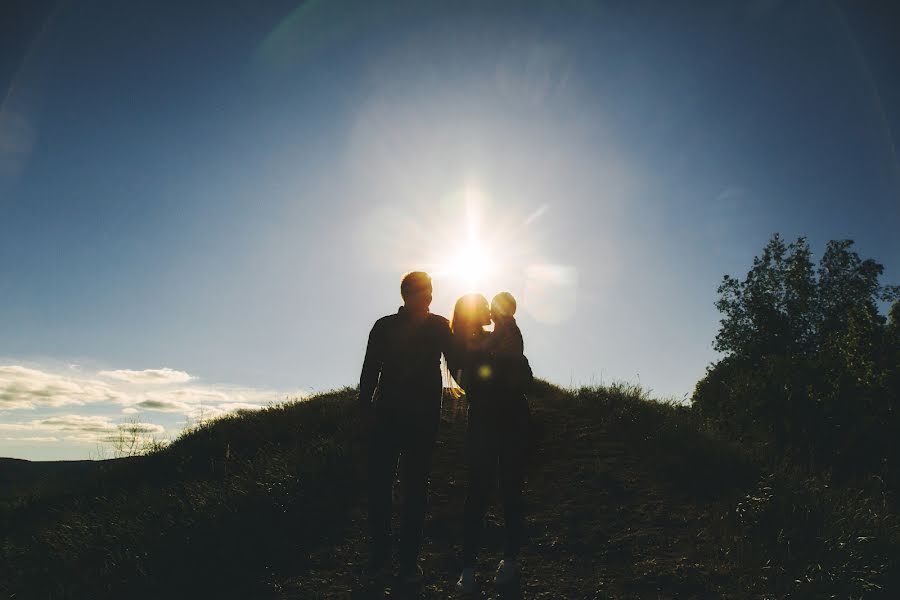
[491,292,517,321]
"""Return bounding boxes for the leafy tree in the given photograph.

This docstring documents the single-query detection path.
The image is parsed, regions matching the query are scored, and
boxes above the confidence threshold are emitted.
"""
[817,239,898,343]
[696,234,900,481]
[714,235,818,360]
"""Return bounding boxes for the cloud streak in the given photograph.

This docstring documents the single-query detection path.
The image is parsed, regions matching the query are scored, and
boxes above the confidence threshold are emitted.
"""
[97,368,193,384]
[0,363,298,453]
[0,414,165,444]
[1,365,288,413]
[0,366,123,410]
[134,399,192,412]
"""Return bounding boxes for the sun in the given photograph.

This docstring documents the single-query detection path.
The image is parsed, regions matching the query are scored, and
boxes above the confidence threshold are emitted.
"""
[446,237,495,287]
[423,184,499,290]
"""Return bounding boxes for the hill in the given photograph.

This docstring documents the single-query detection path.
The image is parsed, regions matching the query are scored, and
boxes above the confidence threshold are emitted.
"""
[0,457,140,503]
[1,380,897,599]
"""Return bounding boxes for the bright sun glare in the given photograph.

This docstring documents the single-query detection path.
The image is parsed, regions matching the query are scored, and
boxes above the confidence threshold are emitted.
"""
[434,185,496,289]
[447,238,494,285]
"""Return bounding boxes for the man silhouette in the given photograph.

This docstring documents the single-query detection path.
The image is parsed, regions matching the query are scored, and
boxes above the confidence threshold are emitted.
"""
[358,271,453,583]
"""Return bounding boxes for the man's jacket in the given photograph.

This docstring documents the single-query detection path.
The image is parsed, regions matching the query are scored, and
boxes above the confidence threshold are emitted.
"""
[359,307,453,419]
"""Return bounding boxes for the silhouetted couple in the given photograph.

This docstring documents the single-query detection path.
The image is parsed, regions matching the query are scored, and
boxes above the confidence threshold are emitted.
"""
[358,271,532,592]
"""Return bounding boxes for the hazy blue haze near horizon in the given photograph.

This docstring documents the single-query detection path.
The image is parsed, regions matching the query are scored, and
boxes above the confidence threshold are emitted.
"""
[1,0,899,460]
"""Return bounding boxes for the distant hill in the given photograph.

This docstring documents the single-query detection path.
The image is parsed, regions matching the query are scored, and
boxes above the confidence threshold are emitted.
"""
[1,381,896,599]
[0,456,132,502]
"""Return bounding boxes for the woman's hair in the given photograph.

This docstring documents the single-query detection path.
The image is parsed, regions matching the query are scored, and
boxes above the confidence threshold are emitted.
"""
[451,293,490,335]
[445,293,491,399]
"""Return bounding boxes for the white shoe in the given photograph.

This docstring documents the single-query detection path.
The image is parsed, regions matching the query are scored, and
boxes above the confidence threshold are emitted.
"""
[456,567,476,593]
[495,558,519,586]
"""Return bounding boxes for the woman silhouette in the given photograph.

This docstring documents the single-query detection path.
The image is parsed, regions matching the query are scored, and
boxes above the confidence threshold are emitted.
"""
[448,293,531,593]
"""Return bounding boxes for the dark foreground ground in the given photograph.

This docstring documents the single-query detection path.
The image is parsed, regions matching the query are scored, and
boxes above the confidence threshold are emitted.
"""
[289,387,750,599]
[1,381,896,599]
[0,457,139,502]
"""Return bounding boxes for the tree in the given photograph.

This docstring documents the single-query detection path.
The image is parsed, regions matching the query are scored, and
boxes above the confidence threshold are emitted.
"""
[816,240,898,346]
[713,235,818,360]
[696,234,900,481]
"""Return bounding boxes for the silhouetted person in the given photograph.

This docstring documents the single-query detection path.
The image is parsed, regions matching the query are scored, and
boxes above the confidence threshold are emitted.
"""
[489,291,524,357]
[487,292,532,402]
[358,271,453,585]
[449,293,532,593]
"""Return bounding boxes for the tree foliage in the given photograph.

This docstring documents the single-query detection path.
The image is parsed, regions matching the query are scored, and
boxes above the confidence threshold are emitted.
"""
[695,234,900,482]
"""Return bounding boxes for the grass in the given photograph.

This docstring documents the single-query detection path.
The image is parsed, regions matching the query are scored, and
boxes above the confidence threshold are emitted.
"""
[1,380,897,598]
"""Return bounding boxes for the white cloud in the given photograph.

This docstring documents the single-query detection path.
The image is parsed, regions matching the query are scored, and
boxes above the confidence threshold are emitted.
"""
[149,387,232,403]
[97,368,193,384]
[131,387,284,418]
[0,414,165,444]
[0,365,123,410]
[134,399,192,412]
[35,414,124,433]
[0,365,287,413]
[0,363,298,453]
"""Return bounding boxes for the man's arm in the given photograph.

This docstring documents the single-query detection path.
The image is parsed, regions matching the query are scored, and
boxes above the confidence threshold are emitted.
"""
[358,320,383,410]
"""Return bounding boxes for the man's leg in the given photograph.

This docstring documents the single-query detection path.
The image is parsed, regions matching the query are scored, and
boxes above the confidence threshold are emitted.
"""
[397,421,438,572]
[368,419,400,568]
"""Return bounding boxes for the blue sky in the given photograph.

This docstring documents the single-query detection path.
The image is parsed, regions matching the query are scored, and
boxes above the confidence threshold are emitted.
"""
[2,0,899,460]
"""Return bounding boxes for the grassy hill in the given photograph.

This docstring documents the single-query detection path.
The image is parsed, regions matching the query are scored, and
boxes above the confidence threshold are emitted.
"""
[0,458,101,502]
[1,380,897,599]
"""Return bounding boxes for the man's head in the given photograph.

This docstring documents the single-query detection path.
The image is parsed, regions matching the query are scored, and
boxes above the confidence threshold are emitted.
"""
[491,291,517,321]
[400,271,433,312]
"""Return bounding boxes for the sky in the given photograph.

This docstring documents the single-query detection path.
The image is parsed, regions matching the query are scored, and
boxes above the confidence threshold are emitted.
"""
[2,0,899,460]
